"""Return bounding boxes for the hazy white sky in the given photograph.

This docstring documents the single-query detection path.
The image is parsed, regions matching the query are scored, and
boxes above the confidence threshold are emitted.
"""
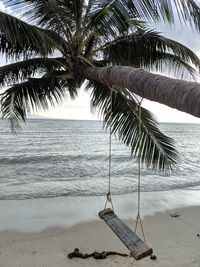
[1,1,200,123]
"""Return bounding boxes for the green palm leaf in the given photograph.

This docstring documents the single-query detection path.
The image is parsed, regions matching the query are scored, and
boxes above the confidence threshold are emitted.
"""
[145,0,200,30]
[87,80,177,170]
[39,29,70,56]
[0,76,77,130]
[103,29,200,78]
[5,0,200,32]
[86,0,132,37]
[0,11,54,57]
[4,0,84,43]
[0,57,67,85]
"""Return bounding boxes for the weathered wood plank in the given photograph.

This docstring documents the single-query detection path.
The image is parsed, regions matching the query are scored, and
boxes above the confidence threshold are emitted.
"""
[98,208,153,260]
[105,214,144,249]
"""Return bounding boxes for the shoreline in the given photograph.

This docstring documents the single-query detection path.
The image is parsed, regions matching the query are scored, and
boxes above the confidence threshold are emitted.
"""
[0,189,200,232]
[0,205,200,266]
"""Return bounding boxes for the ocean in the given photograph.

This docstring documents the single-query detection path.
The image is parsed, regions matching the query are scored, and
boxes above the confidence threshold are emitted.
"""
[1,118,200,232]
[1,119,200,200]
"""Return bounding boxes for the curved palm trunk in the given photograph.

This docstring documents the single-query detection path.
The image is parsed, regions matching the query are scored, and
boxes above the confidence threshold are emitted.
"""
[82,66,200,118]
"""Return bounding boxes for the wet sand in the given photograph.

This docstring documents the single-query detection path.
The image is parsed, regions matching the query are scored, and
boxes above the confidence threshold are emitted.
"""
[0,206,200,267]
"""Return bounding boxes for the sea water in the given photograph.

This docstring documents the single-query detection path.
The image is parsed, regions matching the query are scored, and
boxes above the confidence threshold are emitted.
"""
[1,119,200,231]
[1,119,200,200]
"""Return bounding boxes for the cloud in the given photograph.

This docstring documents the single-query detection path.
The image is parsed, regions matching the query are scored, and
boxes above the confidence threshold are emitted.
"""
[0,1,12,14]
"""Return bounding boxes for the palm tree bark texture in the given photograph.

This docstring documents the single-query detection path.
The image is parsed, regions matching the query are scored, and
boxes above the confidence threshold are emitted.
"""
[82,65,200,118]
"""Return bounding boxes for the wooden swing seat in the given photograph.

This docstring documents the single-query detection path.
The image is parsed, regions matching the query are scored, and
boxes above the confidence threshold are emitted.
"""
[99,208,153,260]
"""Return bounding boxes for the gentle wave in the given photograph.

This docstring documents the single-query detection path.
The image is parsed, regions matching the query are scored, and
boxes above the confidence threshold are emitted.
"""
[1,179,200,200]
[1,120,200,200]
[0,154,134,165]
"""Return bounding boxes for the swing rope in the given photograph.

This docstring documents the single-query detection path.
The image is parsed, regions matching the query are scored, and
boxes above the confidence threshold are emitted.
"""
[134,98,146,242]
[104,87,114,210]
[103,85,146,242]
[126,40,145,239]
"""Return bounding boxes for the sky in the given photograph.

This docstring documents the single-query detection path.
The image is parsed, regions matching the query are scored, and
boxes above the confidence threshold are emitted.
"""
[1,1,200,123]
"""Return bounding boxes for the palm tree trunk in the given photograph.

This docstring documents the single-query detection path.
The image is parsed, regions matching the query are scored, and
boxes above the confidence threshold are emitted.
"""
[82,65,200,118]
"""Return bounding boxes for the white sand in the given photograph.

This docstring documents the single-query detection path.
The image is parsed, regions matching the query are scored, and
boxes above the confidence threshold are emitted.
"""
[0,206,200,267]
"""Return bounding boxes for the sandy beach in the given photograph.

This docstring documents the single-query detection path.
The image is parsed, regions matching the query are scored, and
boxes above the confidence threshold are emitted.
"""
[0,204,200,267]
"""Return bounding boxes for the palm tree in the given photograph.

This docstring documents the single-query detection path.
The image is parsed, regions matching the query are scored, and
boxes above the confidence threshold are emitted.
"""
[1,0,200,170]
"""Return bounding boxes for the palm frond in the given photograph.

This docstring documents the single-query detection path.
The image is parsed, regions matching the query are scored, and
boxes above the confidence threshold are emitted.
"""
[4,0,83,40]
[0,76,77,127]
[0,57,67,86]
[24,1,73,40]
[123,0,200,31]
[0,11,57,58]
[85,0,141,39]
[86,79,177,171]
[39,28,69,56]
[103,29,200,79]
[0,33,33,59]
[150,52,197,79]
[86,0,200,34]
[5,0,200,34]
[153,0,200,31]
